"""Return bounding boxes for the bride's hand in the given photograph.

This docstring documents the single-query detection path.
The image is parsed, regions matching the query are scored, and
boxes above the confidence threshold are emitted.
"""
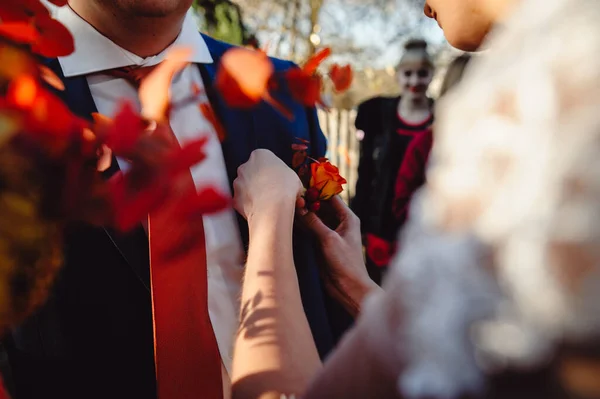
[300,196,380,316]
[233,149,304,224]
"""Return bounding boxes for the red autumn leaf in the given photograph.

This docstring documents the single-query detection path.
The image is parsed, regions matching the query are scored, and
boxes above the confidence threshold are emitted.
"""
[39,64,65,91]
[31,15,75,58]
[0,0,49,23]
[281,48,332,107]
[199,103,226,142]
[109,137,209,232]
[330,64,353,92]
[139,47,192,123]
[286,68,323,106]
[175,187,230,219]
[109,172,170,232]
[104,101,146,155]
[303,48,331,75]
[156,186,230,261]
[47,0,68,6]
[215,47,274,107]
[0,22,39,45]
[164,137,208,178]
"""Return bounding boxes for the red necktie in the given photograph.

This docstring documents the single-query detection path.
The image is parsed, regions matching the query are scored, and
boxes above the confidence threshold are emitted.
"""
[107,66,224,399]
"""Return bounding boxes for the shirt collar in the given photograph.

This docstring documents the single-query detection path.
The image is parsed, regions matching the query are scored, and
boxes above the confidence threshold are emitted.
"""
[53,6,213,77]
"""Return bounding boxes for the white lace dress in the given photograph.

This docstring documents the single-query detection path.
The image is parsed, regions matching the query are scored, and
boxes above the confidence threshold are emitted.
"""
[356,0,600,397]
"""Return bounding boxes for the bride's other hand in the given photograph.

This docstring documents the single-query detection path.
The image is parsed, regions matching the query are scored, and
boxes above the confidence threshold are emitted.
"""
[233,149,304,224]
[300,196,380,316]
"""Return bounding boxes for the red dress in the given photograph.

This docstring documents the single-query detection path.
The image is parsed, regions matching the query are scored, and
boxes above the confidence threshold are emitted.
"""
[392,128,433,225]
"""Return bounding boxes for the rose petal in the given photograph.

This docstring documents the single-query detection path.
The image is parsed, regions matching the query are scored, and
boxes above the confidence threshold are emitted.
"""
[199,103,226,142]
[286,69,323,106]
[38,64,65,91]
[330,64,353,92]
[215,48,274,108]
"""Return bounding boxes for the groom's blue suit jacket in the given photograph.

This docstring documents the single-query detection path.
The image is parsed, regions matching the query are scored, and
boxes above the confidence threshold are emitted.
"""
[4,35,352,399]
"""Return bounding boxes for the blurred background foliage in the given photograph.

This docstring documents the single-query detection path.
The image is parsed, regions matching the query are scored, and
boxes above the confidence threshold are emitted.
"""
[191,0,258,47]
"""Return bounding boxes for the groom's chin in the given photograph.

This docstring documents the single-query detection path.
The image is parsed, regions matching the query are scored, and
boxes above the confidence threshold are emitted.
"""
[99,0,194,18]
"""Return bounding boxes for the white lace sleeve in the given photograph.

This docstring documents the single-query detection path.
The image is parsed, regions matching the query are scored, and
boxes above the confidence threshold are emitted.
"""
[356,0,600,398]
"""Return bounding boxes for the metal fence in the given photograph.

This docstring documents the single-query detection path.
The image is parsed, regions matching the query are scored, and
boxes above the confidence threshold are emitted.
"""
[317,109,358,204]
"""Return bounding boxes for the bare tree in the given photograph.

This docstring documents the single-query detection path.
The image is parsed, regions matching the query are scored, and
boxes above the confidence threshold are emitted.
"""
[235,0,436,65]
[230,0,450,106]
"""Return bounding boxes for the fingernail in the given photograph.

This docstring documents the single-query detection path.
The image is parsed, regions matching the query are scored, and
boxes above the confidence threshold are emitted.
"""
[298,208,308,217]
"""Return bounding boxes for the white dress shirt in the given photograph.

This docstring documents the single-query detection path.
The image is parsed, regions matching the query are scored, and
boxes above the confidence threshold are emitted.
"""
[52,5,244,378]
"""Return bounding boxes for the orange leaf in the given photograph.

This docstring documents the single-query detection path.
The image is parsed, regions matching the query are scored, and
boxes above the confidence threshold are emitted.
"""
[330,64,353,92]
[0,0,49,23]
[39,64,65,91]
[0,43,37,80]
[92,112,113,132]
[303,48,331,75]
[199,103,227,142]
[139,46,192,123]
[7,75,81,144]
[262,91,293,120]
[215,48,273,108]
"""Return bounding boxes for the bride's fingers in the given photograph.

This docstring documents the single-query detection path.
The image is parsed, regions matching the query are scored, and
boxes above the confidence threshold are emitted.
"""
[330,196,360,228]
[299,211,333,239]
[330,196,350,213]
[296,196,308,216]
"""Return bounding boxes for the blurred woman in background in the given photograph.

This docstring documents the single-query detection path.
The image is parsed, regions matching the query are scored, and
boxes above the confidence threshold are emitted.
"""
[392,53,471,229]
[351,39,435,285]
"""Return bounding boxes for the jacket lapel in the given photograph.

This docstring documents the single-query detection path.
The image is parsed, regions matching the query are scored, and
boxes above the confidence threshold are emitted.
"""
[46,59,151,291]
[198,63,257,247]
[197,63,256,185]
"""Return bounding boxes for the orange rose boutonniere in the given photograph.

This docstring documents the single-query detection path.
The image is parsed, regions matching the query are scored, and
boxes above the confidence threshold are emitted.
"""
[292,139,347,212]
[309,158,346,200]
